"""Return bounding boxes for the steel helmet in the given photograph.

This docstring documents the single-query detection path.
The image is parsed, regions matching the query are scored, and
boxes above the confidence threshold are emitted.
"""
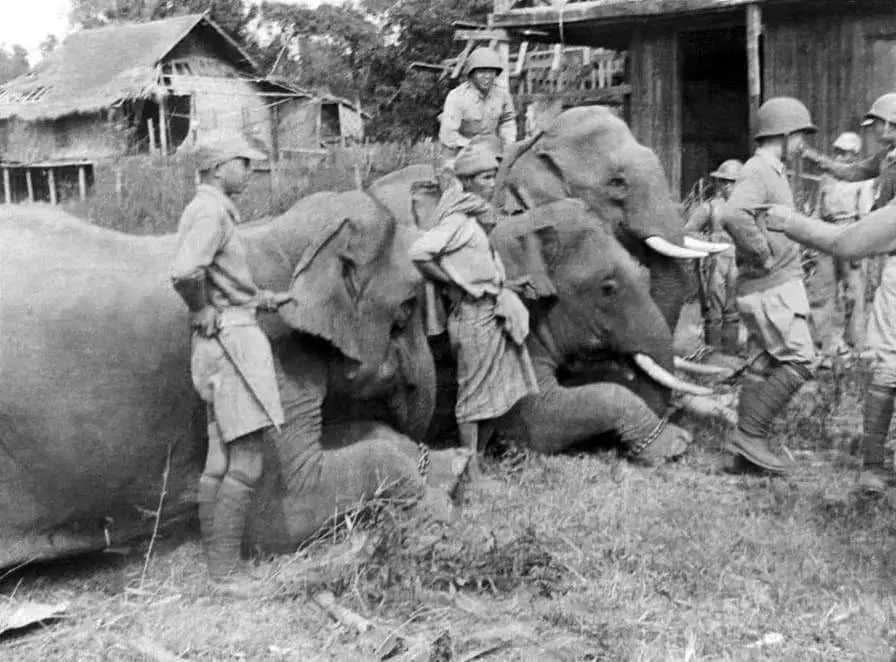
[755,97,817,139]
[464,47,503,76]
[862,93,896,127]
[832,131,862,153]
[709,159,744,181]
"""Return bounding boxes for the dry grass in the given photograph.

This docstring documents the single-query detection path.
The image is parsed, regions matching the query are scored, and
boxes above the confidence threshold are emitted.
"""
[3,367,896,661]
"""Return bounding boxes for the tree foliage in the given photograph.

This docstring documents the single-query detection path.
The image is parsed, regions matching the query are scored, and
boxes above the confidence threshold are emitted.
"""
[0,45,29,85]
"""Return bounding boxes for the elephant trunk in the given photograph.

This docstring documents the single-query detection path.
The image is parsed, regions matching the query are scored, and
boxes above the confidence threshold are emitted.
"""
[387,318,436,441]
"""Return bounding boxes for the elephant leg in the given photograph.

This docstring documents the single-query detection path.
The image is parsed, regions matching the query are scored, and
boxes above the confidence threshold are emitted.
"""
[508,378,691,461]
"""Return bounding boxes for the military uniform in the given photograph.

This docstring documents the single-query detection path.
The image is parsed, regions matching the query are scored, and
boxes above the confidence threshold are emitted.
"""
[439,80,517,154]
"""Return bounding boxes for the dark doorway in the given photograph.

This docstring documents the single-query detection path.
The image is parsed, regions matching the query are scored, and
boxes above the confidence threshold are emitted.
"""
[679,27,751,198]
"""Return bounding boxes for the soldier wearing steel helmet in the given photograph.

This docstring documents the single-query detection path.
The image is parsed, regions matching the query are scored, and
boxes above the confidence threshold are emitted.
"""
[438,47,518,168]
[719,97,818,474]
[762,93,896,493]
[170,130,291,596]
[809,131,875,364]
[683,159,744,354]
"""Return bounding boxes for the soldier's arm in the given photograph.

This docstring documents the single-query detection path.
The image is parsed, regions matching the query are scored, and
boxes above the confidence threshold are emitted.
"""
[438,90,471,150]
[720,174,773,266]
[772,203,896,258]
[498,90,518,146]
[683,202,712,234]
[803,148,881,182]
[170,213,224,335]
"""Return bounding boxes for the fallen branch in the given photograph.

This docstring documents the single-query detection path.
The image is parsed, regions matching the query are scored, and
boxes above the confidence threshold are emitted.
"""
[312,591,372,633]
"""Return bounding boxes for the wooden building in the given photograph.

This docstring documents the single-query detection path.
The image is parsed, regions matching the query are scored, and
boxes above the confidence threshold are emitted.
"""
[491,0,896,198]
[0,13,366,204]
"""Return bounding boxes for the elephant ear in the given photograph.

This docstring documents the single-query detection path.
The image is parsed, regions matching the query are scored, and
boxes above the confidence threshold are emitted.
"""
[278,195,371,365]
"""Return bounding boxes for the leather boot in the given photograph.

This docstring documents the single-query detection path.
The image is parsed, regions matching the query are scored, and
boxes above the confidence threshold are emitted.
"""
[727,362,810,474]
[857,384,895,493]
[197,474,220,559]
[207,475,261,597]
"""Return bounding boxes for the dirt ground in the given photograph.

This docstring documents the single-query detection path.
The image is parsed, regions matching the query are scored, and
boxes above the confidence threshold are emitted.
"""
[2,365,895,662]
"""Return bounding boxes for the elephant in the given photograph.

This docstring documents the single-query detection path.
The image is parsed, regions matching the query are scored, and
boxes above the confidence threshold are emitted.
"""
[370,106,728,421]
[0,193,463,568]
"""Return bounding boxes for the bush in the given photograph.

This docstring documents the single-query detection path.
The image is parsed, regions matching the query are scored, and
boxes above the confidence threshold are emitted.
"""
[62,141,439,236]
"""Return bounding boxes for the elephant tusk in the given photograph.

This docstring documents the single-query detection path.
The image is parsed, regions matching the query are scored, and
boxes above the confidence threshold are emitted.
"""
[633,353,713,396]
[678,393,738,427]
[644,235,708,259]
[674,356,734,378]
[683,236,731,254]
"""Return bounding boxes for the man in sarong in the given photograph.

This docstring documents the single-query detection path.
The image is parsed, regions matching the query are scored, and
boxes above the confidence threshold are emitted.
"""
[409,142,538,477]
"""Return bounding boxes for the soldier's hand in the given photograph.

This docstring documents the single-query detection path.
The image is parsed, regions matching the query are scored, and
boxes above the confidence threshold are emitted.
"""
[761,204,796,232]
[191,306,218,337]
[258,290,294,312]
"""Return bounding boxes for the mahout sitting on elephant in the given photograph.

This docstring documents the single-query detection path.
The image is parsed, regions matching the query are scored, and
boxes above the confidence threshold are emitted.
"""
[0,192,465,569]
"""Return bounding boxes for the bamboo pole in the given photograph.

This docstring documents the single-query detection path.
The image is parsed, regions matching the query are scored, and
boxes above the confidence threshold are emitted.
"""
[25,169,34,202]
[48,168,57,205]
[158,96,168,157]
[2,168,9,204]
[115,169,123,204]
[78,165,87,202]
[746,4,762,138]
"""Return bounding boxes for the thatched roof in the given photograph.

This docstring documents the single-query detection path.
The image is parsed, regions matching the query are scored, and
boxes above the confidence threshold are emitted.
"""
[0,13,256,122]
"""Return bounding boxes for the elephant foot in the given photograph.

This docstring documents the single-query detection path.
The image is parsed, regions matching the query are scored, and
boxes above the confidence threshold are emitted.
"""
[633,422,692,466]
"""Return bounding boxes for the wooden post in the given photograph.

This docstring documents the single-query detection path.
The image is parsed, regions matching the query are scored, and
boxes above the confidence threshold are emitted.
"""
[25,169,34,202]
[158,95,168,156]
[48,168,57,205]
[147,118,157,154]
[78,165,87,202]
[115,169,123,204]
[746,3,763,138]
[2,167,9,204]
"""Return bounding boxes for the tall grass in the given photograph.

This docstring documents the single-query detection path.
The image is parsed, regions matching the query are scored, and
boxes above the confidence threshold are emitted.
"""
[61,141,439,236]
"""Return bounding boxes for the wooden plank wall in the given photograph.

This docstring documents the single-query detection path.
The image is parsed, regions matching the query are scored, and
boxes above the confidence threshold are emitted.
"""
[629,24,682,197]
[763,4,896,160]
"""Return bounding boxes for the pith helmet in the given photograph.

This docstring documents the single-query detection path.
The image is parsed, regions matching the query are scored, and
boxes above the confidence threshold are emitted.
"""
[755,97,817,139]
[194,130,266,172]
[862,93,896,127]
[454,142,500,177]
[464,47,503,76]
[832,131,862,153]
[710,159,744,181]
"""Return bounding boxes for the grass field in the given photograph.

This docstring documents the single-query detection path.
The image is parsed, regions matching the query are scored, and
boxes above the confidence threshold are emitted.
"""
[2,366,895,661]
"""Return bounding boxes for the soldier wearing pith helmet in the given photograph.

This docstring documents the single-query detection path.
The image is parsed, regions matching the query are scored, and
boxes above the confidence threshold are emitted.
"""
[720,97,818,474]
[438,47,518,169]
[170,130,291,596]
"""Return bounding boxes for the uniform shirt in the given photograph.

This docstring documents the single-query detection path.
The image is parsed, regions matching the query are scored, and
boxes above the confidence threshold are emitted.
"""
[819,175,875,221]
[170,184,259,309]
[409,210,506,299]
[723,149,804,295]
[438,80,517,151]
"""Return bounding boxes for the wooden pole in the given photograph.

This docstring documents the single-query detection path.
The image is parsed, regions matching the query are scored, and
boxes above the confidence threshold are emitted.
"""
[158,96,168,157]
[2,167,9,204]
[115,169,123,204]
[48,168,57,205]
[78,165,87,202]
[148,118,156,154]
[746,3,762,138]
[25,169,34,202]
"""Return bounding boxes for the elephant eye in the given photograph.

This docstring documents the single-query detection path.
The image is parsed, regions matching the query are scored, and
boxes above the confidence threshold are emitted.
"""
[608,176,626,188]
[341,258,359,300]
[600,278,618,298]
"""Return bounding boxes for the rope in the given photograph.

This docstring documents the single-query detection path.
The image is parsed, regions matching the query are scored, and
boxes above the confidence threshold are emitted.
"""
[627,416,669,458]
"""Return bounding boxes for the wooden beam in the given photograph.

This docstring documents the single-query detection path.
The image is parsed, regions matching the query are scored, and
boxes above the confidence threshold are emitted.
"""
[451,42,475,79]
[158,95,169,157]
[148,118,157,154]
[78,166,87,202]
[746,3,762,137]
[25,169,33,202]
[48,168,57,205]
[453,28,510,42]
[2,168,9,204]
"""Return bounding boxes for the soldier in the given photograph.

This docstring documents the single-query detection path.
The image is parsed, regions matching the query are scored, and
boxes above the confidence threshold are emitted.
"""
[409,141,538,477]
[683,159,744,354]
[764,94,896,492]
[170,131,291,596]
[720,97,818,474]
[809,131,875,363]
[438,47,517,171]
